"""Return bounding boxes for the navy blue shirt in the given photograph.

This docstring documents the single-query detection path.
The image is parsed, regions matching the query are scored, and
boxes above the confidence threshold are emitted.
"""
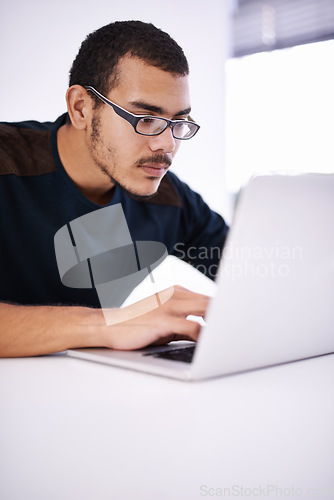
[0,114,228,307]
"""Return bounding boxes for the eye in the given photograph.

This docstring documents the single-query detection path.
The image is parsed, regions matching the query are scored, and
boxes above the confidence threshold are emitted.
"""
[137,116,166,135]
[141,117,155,123]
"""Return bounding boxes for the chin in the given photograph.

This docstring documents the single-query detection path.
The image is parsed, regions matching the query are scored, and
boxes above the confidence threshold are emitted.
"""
[121,178,162,201]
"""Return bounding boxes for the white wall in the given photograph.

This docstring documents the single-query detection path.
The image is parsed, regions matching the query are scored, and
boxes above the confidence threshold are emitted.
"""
[0,0,231,220]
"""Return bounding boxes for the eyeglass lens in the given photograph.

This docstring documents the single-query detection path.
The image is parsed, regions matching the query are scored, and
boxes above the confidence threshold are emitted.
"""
[136,117,198,139]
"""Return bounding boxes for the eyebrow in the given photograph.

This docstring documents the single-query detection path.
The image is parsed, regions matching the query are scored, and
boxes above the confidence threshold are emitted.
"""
[129,100,191,117]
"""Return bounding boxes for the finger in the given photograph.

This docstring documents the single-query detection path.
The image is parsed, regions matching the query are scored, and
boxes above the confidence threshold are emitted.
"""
[169,295,210,318]
[151,333,197,346]
[158,285,210,304]
[160,316,202,341]
[171,285,211,302]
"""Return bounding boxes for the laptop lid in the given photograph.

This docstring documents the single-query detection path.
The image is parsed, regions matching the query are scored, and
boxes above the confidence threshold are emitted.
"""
[191,173,334,379]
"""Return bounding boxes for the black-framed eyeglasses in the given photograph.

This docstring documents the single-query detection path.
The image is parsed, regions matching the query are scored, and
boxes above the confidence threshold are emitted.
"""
[84,85,200,140]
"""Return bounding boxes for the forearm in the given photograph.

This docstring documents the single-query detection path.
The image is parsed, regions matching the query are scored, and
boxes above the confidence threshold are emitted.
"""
[0,287,209,357]
[0,302,105,357]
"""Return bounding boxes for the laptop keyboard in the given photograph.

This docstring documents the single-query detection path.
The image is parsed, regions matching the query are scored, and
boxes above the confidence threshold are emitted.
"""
[143,345,196,363]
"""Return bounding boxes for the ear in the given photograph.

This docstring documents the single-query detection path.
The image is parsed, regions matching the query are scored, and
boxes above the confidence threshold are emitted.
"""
[66,85,92,130]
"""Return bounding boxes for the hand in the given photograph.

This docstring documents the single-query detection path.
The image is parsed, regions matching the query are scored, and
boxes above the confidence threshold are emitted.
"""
[98,285,210,351]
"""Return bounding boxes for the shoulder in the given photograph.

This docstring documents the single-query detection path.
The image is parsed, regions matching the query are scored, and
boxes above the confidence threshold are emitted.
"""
[161,171,215,213]
[146,171,208,209]
[164,172,229,237]
[142,172,183,207]
[0,115,65,176]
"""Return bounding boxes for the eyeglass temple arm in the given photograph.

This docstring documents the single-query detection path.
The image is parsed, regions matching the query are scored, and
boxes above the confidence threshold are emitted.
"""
[84,86,139,126]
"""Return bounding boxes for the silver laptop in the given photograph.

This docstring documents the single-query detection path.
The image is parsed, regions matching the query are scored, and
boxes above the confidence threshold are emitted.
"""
[67,174,334,381]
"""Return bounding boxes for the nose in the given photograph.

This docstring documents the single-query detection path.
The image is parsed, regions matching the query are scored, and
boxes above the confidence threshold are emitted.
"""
[148,125,177,154]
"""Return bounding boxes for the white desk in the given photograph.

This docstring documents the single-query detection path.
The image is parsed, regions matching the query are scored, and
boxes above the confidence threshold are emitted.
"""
[1,353,334,500]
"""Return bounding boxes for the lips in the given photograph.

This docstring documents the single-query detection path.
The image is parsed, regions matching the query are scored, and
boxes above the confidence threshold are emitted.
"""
[139,164,168,177]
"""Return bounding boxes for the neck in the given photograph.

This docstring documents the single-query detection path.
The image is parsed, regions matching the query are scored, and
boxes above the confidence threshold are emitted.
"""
[57,122,115,205]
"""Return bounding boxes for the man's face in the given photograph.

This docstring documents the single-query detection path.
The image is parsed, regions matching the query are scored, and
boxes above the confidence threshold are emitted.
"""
[87,56,191,198]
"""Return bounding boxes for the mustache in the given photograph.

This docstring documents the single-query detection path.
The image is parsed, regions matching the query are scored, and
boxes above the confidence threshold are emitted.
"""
[136,154,172,168]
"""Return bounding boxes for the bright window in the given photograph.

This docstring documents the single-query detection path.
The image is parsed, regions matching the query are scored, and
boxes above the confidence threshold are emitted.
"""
[225,40,334,193]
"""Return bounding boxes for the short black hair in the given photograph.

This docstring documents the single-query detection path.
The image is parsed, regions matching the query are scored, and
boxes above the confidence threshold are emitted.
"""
[69,20,189,99]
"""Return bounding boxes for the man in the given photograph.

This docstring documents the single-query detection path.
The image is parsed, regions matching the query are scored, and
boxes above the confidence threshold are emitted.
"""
[0,21,228,357]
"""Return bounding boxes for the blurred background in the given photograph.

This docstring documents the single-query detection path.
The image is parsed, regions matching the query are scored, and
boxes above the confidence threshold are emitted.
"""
[1,0,333,222]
